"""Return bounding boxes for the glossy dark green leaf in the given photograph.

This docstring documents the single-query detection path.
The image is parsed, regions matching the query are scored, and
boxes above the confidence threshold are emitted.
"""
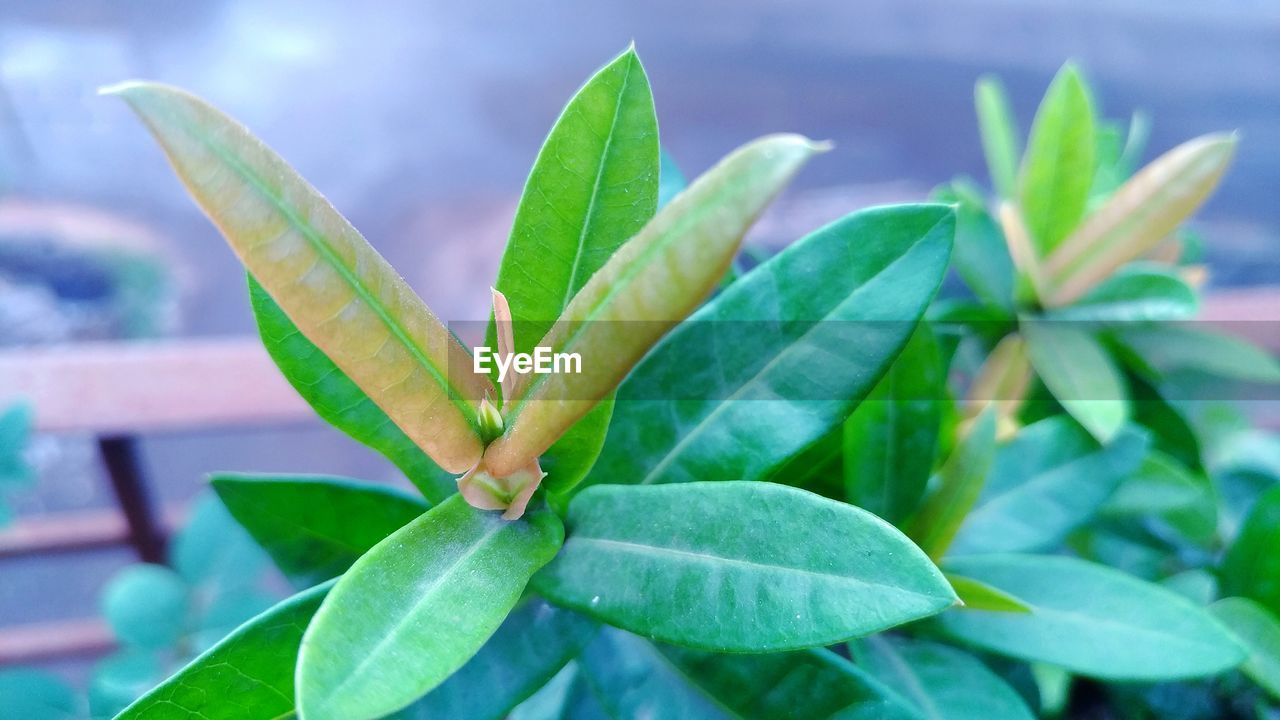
[583,204,955,488]
[1018,63,1096,253]
[574,628,732,719]
[951,417,1147,555]
[938,554,1244,680]
[211,473,428,585]
[856,636,1035,720]
[1046,264,1197,322]
[508,664,581,720]
[536,481,955,652]
[1210,597,1280,700]
[974,75,1021,199]
[101,564,189,650]
[905,412,996,560]
[297,495,564,720]
[1023,321,1129,442]
[1222,485,1280,616]
[249,276,455,501]
[396,599,596,720]
[844,326,942,524]
[115,581,332,720]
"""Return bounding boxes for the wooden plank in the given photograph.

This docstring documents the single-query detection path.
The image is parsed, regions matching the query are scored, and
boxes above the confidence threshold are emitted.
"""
[0,618,115,665]
[0,505,186,559]
[0,338,312,434]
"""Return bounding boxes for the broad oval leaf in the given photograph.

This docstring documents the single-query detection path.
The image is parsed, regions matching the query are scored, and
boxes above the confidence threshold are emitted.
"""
[1046,264,1197,322]
[1210,597,1280,700]
[583,203,955,489]
[950,417,1148,555]
[1022,320,1129,442]
[482,134,826,476]
[535,481,956,652]
[115,581,332,720]
[297,494,563,720]
[107,82,490,473]
[974,75,1021,200]
[856,636,1036,720]
[937,554,1244,680]
[249,276,454,501]
[1018,63,1096,254]
[1044,133,1237,306]
[1221,485,1280,616]
[211,473,428,585]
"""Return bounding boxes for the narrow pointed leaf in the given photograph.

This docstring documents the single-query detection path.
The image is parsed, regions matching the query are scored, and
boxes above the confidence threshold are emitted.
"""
[297,495,563,720]
[1018,63,1096,253]
[933,182,1013,309]
[107,82,490,473]
[211,473,428,585]
[844,326,942,524]
[946,574,1031,613]
[483,134,825,476]
[1210,597,1280,700]
[1046,264,1197,322]
[1044,133,1237,305]
[1023,321,1129,442]
[249,277,454,501]
[114,581,332,720]
[951,417,1148,555]
[937,554,1244,680]
[535,481,956,652]
[975,75,1020,199]
[906,412,997,560]
[1114,325,1280,384]
[583,204,955,489]
[856,636,1036,720]
[964,333,1031,430]
[1222,485,1280,616]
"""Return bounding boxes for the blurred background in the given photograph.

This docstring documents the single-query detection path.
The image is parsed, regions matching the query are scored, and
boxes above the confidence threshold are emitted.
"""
[0,0,1276,694]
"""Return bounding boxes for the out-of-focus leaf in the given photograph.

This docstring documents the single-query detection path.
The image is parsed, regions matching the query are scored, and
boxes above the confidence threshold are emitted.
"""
[248,277,454,501]
[115,581,332,720]
[106,81,490,473]
[951,417,1148,555]
[1210,597,1280,700]
[101,564,189,650]
[1023,321,1129,442]
[1161,569,1218,606]
[937,554,1244,680]
[658,148,687,208]
[297,495,563,720]
[582,204,954,488]
[0,402,33,486]
[1047,264,1197,322]
[998,202,1049,304]
[0,669,79,720]
[975,75,1021,199]
[906,412,997,560]
[90,649,162,719]
[1103,451,1217,546]
[963,333,1031,434]
[1114,326,1280,384]
[856,635,1036,720]
[933,182,1014,309]
[946,574,1031,613]
[536,481,955,652]
[1222,485,1280,617]
[483,134,825,476]
[211,473,427,585]
[1044,133,1237,306]
[844,326,942,524]
[1018,63,1096,254]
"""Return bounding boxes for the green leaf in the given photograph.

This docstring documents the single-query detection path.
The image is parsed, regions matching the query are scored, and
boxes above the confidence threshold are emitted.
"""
[946,574,1031,613]
[1103,451,1217,546]
[937,554,1244,680]
[541,399,615,496]
[482,134,826,476]
[583,203,955,489]
[1210,597,1280,700]
[905,412,997,560]
[211,473,428,585]
[1044,133,1236,306]
[1114,326,1280,384]
[297,494,564,720]
[115,581,332,720]
[1222,485,1280,616]
[397,599,597,720]
[536,481,955,652]
[1018,63,1096,253]
[0,669,79,720]
[1023,321,1129,442]
[951,417,1148,554]
[90,649,164,719]
[855,635,1036,720]
[573,628,734,719]
[933,182,1014,310]
[1046,264,1197,322]
[974,75,1021,199]
[248,276,455,501]
[106,81,491,473]
[0,402,33,486]
[101,564,189,649]
[844,325,943,524]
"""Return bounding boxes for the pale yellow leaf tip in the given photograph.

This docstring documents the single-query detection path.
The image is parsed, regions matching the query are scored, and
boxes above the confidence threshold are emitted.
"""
[97,80,147,97]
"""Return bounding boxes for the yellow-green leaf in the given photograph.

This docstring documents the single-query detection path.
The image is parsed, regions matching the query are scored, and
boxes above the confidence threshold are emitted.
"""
[947,573,1032,613]
[483,134,825,476]
[1018,63,1096,254]
[975,75,1021,199]
[105,82,491,473]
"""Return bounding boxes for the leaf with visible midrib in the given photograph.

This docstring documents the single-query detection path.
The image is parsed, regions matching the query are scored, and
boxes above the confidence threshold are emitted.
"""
[114,581,332,720]
[1023,321,1128,442]
[1018,63,1096,254]
[535,481,956,652]
[581,204,955,489]
[296,495,563,720]
[107,82,491,473]
[211,473,428,585]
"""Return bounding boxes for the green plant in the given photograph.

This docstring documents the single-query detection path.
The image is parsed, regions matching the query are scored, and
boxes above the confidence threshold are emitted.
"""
[0,401,34,527]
